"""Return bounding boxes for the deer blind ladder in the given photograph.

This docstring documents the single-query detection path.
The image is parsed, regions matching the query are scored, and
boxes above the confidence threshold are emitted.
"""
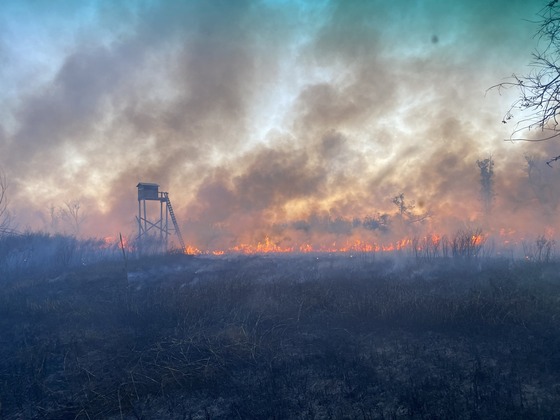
[163,192,186,252]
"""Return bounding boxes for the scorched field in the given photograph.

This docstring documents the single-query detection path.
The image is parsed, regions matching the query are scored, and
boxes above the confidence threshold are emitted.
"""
[1,235,559,419]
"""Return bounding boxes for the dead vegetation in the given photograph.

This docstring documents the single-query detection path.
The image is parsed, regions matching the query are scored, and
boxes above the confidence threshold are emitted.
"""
[1,251,560,418]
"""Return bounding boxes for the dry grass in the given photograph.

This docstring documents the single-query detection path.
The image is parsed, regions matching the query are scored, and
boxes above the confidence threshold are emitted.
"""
[0,253,560,418]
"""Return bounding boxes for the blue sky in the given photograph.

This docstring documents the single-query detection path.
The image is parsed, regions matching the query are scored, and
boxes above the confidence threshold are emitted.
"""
[0,0,556,246]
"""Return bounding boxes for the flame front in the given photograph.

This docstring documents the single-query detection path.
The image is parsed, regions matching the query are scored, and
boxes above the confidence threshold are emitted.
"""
[183,236,421,256]
[106,227,556,260]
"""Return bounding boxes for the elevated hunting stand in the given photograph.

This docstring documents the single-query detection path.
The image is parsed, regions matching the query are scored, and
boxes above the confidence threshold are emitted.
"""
[136,182,185,253]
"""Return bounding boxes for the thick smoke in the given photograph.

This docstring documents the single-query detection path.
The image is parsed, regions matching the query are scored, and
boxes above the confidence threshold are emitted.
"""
[1,0,557,251]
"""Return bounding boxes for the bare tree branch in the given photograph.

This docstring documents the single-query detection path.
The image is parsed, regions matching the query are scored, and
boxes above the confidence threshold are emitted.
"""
[489,1,560,159]
[391,193,430,224]
[546,154,560,166]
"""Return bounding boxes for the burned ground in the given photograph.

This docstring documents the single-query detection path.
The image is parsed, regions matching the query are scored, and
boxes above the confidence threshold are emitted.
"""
[1,252,560,418]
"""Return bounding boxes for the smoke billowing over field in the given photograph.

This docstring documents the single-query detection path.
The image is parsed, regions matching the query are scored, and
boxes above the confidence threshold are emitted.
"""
[2,2,560,417]
[0,0,558,253]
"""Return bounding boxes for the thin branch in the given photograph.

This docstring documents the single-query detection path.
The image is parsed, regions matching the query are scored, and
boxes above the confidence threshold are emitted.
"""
[503,132,560,142]
[546,154,560,166]
[490,1,560,153]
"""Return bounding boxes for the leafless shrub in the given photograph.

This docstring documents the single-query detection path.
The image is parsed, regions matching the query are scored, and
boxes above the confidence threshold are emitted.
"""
[60,200,86,236]
[411,230,486,262]
[523,235,556,263]
[0,232,124,281]
[412,234,444,261]
[451,228,486,259]
[46,200,87,237]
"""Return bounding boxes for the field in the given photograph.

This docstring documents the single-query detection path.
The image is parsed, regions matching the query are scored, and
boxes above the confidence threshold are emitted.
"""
[1,238,560,418]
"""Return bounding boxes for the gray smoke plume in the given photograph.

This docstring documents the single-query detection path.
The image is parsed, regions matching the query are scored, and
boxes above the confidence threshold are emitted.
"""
[1,0,557,251]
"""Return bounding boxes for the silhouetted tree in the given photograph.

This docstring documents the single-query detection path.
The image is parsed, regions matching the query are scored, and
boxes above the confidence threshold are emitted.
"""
[477,157,495,215]
[491,1,560,164]
[392,193,428,223]
[47,200,87,236]
[525,154,550,204]
[0,171,13,236]
[392,193,413,218]
[60,200,86,236]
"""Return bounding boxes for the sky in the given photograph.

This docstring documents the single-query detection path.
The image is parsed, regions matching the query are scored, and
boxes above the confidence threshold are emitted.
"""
[0,0,558,251]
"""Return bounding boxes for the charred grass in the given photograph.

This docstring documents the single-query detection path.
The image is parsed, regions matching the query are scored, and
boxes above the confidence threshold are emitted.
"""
[1,253,560,418]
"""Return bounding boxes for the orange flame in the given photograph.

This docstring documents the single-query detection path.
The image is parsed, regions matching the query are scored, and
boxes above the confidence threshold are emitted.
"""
[103,235,133,251]
[179,236,421,255]
[109,229,545,258]
[472,234,484,246]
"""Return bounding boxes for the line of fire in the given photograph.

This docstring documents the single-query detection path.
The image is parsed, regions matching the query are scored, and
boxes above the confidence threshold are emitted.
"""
[131,179,554,262]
